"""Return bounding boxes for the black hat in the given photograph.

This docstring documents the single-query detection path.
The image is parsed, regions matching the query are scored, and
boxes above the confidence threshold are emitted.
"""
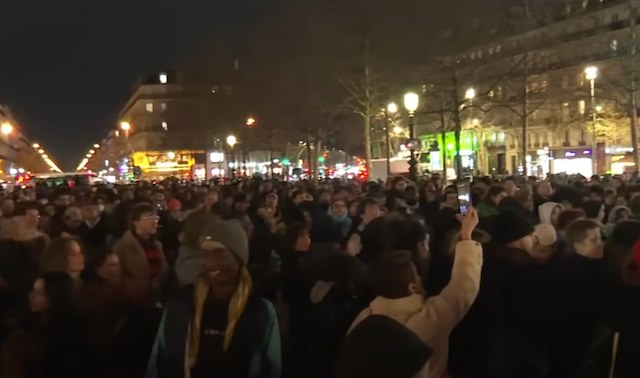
[491,209,535,245]
[610,220,640,249]
[335,315,432,378]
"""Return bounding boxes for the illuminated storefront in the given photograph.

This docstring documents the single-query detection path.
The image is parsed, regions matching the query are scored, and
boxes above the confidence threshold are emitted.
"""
[550,148,593,177]
[420,131,478,176]
[132,150,201,179]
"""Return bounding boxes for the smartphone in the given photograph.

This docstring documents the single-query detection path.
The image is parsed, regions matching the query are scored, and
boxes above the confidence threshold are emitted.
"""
[456,180,471,215]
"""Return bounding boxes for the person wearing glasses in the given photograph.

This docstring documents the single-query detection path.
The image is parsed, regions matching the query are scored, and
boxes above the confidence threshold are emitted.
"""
[113,203,166,303]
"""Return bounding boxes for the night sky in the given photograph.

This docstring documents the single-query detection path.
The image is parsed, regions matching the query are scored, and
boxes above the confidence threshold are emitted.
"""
[0,0,492,171]
[0,0,225,170]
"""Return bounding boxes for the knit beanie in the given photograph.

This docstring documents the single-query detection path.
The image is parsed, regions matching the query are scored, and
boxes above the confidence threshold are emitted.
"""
[491,209,535,245]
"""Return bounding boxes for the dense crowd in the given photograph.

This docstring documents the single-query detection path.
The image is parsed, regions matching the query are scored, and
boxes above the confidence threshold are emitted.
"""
[0,174,638,378]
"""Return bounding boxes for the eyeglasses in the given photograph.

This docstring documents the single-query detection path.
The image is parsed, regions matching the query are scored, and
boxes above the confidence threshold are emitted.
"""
[141,215,160,222]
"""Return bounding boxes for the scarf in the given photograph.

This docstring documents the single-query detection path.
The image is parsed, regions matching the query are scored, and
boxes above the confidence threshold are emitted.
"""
[188,267,252,368]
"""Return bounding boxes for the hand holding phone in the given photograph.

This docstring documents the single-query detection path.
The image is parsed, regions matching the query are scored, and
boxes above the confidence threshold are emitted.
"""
[456,180,471,215]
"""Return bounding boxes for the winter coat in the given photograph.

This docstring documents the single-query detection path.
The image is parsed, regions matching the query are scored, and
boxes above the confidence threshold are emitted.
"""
[113,231,166,302]
[348,240,483,378]
[145,288,281,378]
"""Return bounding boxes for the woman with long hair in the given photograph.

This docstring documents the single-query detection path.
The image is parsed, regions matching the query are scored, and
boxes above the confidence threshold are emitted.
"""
[1,272,79,378]
[40,237,85,285]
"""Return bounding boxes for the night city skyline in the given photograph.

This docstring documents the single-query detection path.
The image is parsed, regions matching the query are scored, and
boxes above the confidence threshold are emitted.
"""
[0,0,485,170]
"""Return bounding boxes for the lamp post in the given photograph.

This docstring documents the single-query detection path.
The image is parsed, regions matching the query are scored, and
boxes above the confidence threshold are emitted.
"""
[227,135,238,178]
[403,92,420,181]
[385,102,398,179]
[585,66,598,175]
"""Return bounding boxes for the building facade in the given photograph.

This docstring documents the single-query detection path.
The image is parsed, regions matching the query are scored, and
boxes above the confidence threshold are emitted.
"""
[418,0,640,177]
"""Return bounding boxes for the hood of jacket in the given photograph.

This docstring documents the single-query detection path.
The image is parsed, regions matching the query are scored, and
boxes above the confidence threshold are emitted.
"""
[538,202,562,224]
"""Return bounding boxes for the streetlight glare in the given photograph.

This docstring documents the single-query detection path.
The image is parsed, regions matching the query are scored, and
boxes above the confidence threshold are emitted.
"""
[246,117,257,127]
[93,144,100,149]
[38,149,45,154]
[120,121,131,131]
[89,149,95,154]
[1,122,14,136]
[32,143,40,149]
[226,135,238,148]
[387,102,398,114]
[595,105,603,113]
[403,92,419,113]
[465,88,476,100]
[585,66,598,80]
[393,126,404,134]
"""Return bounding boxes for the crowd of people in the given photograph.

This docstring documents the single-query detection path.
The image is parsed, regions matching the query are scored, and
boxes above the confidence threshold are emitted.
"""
[0,174,638,378]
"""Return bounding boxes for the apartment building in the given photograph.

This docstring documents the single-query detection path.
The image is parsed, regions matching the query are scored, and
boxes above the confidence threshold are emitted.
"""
[422,0,640,176]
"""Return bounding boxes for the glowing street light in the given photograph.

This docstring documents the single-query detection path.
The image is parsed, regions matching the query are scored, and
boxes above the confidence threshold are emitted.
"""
[585,66,598,81]
[465,88,476,100]
[403,93,419,114]
[38,149,45,154]
[93,144,100,149]
[393,126,404,135]
[32,143,40,149]
[226,135,238,148]
[1,122,14,136]
[89,149,95,154]
[120,121,131,131]
[387,102,398,114]
[585,66,599,174]
[42,154,48,159]
[246,117,257,127]
[403,92,420,181]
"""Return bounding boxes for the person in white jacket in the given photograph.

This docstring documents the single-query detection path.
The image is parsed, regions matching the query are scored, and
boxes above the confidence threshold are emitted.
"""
[348,208,483,378]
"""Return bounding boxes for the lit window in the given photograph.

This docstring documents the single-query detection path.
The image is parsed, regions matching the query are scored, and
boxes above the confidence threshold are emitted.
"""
[161,122,168,131]
[611,39,618,51]
[496,45,502,53]
[470,52,476,60]
[161,103,167,111]
[146,103,154,113]
[477,50,483,59]
[159,73,168,84]
[579,100,586,115]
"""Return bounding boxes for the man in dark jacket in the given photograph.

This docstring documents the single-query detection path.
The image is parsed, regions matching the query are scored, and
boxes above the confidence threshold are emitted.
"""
[147,220,281,378]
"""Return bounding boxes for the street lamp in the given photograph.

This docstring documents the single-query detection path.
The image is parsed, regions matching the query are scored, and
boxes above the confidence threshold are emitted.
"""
[1,122,13,136]
[403,92,420,181]
[32,143,40,149]
[120,121,131,132]
[93,144,100,149]
[585,66,598,174]
[227,135,238,178]
[246,117,256,127]
[385,102,399,178]
[465,88,476,100]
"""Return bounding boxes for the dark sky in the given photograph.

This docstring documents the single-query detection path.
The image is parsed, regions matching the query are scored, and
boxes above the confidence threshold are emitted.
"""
[0,0,225,170]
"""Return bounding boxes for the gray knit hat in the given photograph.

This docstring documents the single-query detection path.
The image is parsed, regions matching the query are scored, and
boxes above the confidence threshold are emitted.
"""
[197,220,249,266]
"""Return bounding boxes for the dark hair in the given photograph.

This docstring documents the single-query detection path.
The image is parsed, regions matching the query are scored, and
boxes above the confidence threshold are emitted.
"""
[557,209,586,231]
[504,176,516,183]
[565,219,600,247]
[357,197,379,216]
[372,251,416,299]
[41,237,83,273]
[486,185,506,201]
[589,185,605,198]
[582,200,603,219]
[41,271,74,317]
[14,201,39,216]
[81,248,115,283]
[130,203,155,224]
[384,217,429,271]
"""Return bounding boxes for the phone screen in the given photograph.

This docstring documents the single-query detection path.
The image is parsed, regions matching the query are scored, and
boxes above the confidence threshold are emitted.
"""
[456,181,471,215]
